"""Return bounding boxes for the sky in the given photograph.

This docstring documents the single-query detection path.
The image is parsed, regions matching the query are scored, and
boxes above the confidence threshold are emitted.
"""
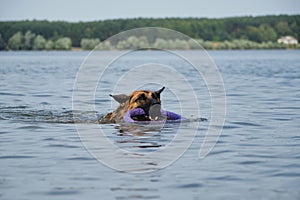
[0,0,299,22]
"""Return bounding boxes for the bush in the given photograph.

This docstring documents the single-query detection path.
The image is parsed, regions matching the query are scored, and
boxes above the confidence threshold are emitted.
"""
[173,39,189,49]
[33,35,46,50]
[96,41,112,50]
[23,30,36,50]
[153,38,170,49]
[45,40,54,50]
[80,38,100,50]
[188,39,202,49]
[54,37,72,50]
[8,32,23,50]
[115,36,150,49]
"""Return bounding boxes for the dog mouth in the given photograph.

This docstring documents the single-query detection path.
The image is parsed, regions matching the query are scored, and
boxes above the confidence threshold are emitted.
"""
[148,103,162,120]
[132,103,164,121]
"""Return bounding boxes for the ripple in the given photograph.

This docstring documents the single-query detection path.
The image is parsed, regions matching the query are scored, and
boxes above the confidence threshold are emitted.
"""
[0,155,36,159]
[0,105,207,125]
[0,106,28,109]
[238,160,265,165]
[111,187,155,191]
[209,149,235,156]
[0,92,25,96]
[133,144,162,149]
[176,183,203,189]
[291,136,300,140]
[219,125,240,129]
[230,121,262,127]
[67,156,95,161]
[0,107,78,123]
[17,125,44,129]
[47,188,80,196]
[48,144,80,149]
[209,175,243,181]
[32,94,53,97]
[227,93,246,97]
[272,172,300,177]
[270,117,293,121]
[42,137,57,141]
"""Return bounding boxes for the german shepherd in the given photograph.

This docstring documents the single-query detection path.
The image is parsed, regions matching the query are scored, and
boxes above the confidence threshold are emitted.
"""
[99,87,165,123]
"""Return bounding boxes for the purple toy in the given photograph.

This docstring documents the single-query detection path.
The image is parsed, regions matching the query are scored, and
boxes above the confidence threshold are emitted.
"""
[123,108,183,123]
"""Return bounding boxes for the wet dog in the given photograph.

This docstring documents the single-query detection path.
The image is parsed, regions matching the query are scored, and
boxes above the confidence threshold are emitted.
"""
[100,87,165,123]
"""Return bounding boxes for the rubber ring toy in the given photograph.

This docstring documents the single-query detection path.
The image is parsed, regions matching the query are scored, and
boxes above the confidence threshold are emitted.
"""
[123,108,184,123]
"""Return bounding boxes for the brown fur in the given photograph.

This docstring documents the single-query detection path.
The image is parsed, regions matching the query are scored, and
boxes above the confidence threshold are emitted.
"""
[100,87,165,123]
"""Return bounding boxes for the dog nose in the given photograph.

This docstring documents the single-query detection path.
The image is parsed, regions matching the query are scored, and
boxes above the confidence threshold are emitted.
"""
[151,98,160,105]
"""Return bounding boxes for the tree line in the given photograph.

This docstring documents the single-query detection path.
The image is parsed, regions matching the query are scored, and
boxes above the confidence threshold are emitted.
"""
[1,30,72,50]
[0,15,299,50]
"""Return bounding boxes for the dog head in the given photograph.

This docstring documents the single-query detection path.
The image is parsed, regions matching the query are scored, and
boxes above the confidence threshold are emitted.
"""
[110,87,165,120]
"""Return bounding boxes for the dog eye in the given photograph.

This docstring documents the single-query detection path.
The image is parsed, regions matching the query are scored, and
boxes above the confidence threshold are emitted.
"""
[136,94,146,101]
[152,93,158,99]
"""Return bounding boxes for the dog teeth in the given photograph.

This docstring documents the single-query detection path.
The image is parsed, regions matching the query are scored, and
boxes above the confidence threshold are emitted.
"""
[150,116,159,121]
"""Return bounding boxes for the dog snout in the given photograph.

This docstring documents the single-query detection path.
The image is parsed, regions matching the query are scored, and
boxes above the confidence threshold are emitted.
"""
[151,98,160,105]
[149,103,161,119]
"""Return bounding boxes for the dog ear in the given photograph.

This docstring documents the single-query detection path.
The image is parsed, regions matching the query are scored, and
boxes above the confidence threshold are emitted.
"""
[109,94,129,104]
[155,87,165,96]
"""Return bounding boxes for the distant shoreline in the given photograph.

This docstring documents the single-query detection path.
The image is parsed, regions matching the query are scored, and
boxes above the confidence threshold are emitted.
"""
[1,47,299,52]
[1,15,299,51]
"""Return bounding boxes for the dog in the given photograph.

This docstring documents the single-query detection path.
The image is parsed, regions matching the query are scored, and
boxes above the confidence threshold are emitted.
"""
[99,87,165,123]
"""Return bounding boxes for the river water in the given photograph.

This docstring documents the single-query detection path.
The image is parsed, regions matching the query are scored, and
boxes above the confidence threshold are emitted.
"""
[0,50,300,199]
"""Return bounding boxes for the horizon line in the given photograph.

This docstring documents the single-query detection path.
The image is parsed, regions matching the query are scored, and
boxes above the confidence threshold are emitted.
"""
[0,14,298,23]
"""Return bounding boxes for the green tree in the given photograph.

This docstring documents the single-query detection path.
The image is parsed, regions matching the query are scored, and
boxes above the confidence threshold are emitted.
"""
[276,21,292,37]
[54,37,72,50]
[245,26,260,42]
[290,22,299,38]
[8,32,23,50]
[33,35,46,50]
[83,27,94,38]
[0,34,6,50]
[258,24,277,42]
[24,30,36,50]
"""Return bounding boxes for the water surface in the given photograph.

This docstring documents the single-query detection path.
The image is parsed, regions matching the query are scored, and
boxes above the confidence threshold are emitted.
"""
[1,50,300,199]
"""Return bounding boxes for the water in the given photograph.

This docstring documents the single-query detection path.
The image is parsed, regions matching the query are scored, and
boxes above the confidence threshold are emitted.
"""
[1,50,300,199]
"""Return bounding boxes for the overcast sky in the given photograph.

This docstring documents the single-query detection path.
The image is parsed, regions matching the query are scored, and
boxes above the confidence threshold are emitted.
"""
[0,0,299,22]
